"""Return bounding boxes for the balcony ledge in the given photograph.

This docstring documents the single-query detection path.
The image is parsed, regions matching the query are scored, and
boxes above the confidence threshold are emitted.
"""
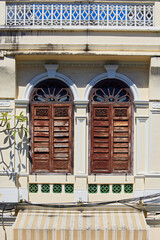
[1,25,159,32]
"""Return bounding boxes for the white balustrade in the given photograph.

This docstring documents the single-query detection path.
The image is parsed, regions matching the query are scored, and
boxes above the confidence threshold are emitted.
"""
[6,2,154,28]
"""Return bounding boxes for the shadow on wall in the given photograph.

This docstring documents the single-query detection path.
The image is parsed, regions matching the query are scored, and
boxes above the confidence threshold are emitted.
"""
[0,112,28,185]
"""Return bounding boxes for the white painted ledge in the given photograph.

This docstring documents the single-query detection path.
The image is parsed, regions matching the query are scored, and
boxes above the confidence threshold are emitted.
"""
[1,26,160,32]
[134,100,149,108]
[74,100,89,108]
[15,99,29,107]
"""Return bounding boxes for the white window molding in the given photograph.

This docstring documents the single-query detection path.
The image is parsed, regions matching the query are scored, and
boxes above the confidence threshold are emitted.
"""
[0,100,11,107]
[149,110,160,174]
[75,117,87,175]
[136,117,149,175]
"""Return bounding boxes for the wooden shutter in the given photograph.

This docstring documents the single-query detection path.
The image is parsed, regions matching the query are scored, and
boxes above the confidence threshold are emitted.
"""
[91,104,132,173]
[31,104,51,172]
[112,104,131,173]
[91,104,111,173]
[31,104,72,173]
[52,104,72,173]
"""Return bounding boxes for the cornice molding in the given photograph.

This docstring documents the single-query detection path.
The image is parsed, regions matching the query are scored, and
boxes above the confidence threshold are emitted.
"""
[74,100,89,108]
[17,61,149,68]
[134,100,149,108]
[15,99,29,107]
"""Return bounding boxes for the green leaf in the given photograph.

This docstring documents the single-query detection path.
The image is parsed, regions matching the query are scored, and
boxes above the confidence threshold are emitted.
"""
[6,123,10,130]
[4,136,9,144]
[12,131,16,137]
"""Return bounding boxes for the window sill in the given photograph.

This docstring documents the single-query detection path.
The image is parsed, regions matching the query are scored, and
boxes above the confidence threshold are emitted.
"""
[88,175,134,184]
[29,174,74,184]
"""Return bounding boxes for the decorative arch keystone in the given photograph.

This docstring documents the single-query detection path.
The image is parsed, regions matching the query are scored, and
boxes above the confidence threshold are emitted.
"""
[44,64,59,78]
[104,65,118,78]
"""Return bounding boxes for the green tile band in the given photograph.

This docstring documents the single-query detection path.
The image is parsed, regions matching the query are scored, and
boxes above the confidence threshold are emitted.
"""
[53,184,62,193]
[41,184,50,193]
[88,184,97,193]
[65,184,74,193]
[100,184,110,193]
[124,184,133,193]
[112,184,122,193]
[29,184,38,193]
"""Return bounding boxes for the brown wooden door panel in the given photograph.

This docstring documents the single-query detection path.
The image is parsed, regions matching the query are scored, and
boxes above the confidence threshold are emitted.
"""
[92,161,110,173]
[112,105,131,173]
[91,104,131,173]
[31,104,72,173]
[34,161,50,172]
[31,105,52,173]
[91,105,111,173]
[112,161,129,171]
[52,104,72,172]
[53,161,69,171]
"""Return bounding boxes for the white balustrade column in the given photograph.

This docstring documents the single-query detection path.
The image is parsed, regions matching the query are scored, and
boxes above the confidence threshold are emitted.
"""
[0,1,5,26]
[154,2,160,27]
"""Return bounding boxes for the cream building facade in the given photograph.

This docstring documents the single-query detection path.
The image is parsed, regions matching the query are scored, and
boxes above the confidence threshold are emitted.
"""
[0,0,160,239]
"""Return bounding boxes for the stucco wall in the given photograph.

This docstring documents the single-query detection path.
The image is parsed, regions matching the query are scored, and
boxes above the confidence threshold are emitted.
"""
[16,61,149,100]
[1,1,160,238]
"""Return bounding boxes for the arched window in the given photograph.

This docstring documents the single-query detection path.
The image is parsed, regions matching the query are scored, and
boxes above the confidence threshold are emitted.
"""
[30,79,73,173]
[89,79,133,174]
